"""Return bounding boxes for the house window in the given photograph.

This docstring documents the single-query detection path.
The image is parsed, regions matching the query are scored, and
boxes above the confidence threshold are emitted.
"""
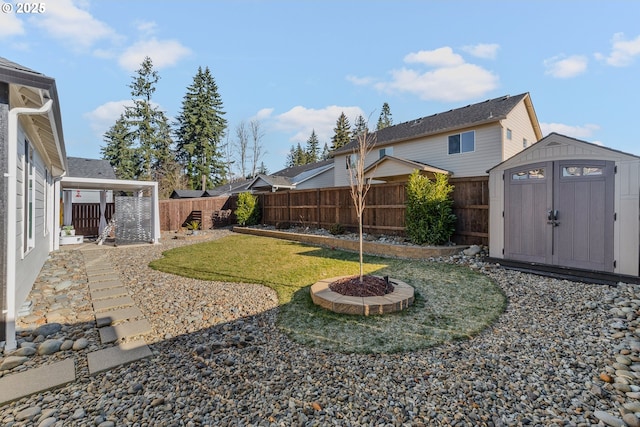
[506,129,512,140]
[448,131,475,154]
[24,140,35,253]
[523,138,528,148]
[346,154,358,169]
[379,147,393,158]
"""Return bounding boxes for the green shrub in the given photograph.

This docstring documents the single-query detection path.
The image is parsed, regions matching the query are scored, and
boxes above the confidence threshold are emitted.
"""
[328,223,345,235]
[235,192,261,226]
[405,171,456,245]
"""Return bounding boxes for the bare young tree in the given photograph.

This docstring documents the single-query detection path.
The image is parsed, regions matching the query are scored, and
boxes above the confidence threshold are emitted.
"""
[347,127,377,283]
[235,121,249,178]
[222,133,236,182]
[249,119,266,178]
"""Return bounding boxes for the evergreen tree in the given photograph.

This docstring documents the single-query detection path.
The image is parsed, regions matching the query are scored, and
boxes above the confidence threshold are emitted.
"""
[352,114,368,138]
[286,145,296,168]
[305,129,320,163]
[295,143,306,165]
[101,113,138,180]
[174,66,227,190]
[321,143,331,160]
[124,56,173,180]
[330,112,351,150]
[376,102,393,130]
[257,161,268,175]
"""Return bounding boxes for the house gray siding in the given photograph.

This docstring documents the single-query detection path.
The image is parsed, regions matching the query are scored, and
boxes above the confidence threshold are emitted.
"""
[0,82,8,341]
[14,123,51,315]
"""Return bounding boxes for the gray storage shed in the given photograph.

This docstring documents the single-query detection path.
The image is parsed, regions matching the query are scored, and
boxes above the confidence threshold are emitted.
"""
[488,132,640,276]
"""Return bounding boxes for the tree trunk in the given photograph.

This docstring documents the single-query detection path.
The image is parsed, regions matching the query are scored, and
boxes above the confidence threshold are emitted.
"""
[359,214,364,283]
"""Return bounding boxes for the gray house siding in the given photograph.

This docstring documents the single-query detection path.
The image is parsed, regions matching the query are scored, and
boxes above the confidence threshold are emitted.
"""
[14,122,52,319]
[0,82,8,341]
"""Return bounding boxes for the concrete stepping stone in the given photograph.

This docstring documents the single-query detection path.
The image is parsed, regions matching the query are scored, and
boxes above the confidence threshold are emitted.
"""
[96,306,145,328]
[0,359,75,405]
[90,286,129,300]
[92,296,135,312]
[87,275,119,284]
[87,268,114,276]
[87,339,152,375]
[86,271,114,280]
[89,280,122,292]
[99,319,152,344]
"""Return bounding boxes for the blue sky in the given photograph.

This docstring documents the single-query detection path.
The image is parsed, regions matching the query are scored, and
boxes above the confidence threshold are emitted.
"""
[1,1,639,175]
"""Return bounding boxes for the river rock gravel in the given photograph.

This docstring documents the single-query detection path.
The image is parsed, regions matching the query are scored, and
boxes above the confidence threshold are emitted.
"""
[0,228,639,426]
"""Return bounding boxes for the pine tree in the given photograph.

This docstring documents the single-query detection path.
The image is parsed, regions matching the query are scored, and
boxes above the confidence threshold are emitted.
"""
[286,145,296,168]
[330,112,351,150]
[101,113,138,180]
[295,143,306,166]
[321,143,331,160]
[174,66,227,190]
[257,161,268,175]
[305,129,320,163]
[125,56,173,180]
[352,114,368,138]
[376,102,393,130]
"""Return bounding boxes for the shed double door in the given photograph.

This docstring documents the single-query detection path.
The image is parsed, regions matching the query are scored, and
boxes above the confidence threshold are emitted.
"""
[504,160,615,272]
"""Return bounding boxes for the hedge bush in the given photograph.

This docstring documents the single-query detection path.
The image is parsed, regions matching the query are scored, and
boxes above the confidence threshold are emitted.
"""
[405,171,456,245]
[235,192,261,226]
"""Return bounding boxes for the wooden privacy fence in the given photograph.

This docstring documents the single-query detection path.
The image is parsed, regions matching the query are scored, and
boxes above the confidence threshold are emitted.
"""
[258,177,489,245]
[159,196,237,231]
[72,203,115,236]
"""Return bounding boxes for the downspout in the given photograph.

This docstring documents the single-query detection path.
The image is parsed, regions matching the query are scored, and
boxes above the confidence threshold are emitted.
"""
[4,99,53,351]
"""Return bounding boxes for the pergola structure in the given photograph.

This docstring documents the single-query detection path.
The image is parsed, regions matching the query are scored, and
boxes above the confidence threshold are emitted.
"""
[57,176,161,249]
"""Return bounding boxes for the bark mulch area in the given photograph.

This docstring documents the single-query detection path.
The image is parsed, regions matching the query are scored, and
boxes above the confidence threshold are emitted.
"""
[329,275,394,297]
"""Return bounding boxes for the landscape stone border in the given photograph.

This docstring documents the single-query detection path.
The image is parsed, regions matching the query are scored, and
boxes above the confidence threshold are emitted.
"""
[310,276,414,315]
[233,227,466,259]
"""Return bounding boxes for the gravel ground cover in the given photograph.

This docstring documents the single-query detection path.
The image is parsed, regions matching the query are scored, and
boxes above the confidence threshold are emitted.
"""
[0,228,637,426]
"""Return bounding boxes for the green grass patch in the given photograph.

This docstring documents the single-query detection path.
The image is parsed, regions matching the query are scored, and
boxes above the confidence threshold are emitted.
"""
[150,234,506,354]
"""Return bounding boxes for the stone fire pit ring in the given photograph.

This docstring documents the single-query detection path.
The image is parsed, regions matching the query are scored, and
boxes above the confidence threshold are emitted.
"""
[310,276,414,316]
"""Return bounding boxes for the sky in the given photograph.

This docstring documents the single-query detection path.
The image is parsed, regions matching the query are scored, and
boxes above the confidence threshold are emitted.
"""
[1,0,639,176]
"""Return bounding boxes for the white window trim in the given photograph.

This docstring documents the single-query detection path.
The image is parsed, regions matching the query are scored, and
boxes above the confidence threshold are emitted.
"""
[23,140,35,255]
[448,131,475,155]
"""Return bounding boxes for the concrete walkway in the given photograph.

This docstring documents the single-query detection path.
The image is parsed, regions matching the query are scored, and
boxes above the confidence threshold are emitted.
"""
[0,245,153,404]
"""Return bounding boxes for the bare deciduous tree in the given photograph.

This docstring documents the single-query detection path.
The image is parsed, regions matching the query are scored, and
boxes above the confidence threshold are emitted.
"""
[235,121,249,178]
[347,127,377,283]
[249,119,266,178]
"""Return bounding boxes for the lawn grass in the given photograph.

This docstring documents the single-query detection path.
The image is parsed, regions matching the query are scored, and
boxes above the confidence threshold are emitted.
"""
[149,234,506,353]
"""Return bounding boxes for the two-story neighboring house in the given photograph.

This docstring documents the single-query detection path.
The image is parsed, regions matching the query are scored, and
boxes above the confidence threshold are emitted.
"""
[332,93,542,185]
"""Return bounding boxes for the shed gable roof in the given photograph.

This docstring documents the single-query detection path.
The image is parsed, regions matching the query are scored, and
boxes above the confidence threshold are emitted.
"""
[489,132,640,172]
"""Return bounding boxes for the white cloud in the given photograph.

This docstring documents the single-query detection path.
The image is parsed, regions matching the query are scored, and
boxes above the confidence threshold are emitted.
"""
[0,10,24,38]
[353,47,498,102]
[253,108,274,121]
[31,0,118,51]
[135,20,158,37]
[462,43,500,59]
[118,38,191,71]
[376,63,498,102]
[274,105,365,143]
[346,75,376,86]
[596,32,640,67]
[540,122,600,139]
[404,47,464,67]
[84,100,134,136]
[544,55,588,78]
